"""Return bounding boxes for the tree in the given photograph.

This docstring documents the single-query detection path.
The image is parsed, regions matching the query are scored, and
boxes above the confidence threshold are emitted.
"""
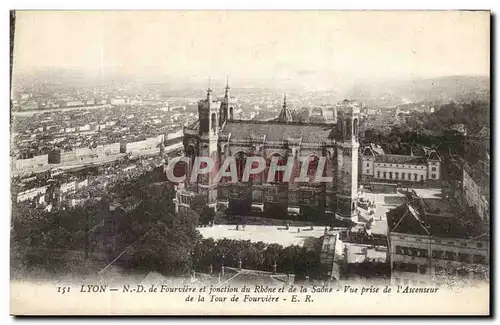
[200,206,215,226]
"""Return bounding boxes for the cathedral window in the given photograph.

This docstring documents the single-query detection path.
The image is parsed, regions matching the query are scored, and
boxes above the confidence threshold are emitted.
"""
[267,154,285,183]
[235,152,247,182]
[307,155,319,179]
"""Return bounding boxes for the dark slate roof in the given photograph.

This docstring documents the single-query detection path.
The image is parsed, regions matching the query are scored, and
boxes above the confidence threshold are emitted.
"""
[387,198,489,239]
[374,154,427,165]
[362,147,375,157]
[221,120,337,143]
[186,119,199,131]
[387,203,430,236]
[427,150,441,161]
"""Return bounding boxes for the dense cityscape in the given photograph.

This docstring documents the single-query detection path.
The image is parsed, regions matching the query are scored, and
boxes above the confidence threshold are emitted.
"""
[10,70,490,289]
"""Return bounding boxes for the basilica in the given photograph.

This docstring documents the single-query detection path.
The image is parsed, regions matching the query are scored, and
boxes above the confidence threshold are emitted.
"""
[174,81,362,223]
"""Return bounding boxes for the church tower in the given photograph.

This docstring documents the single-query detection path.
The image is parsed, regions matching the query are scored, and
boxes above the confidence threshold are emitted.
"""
[335,99,360,221]
[196,79,221,210]
[220,76,236,126]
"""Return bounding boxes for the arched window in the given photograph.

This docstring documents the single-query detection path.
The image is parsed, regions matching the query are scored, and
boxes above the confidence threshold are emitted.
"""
[353,118,358,139]
[229,107,234,120]
[307,155,319,180]
[211,113,217,132]
[377,170,380,178]
[249,156,260,182]
[267,154,285,183]
[235,152,247,182]
[414,173,418,181]
[401,173,405,180]
[383,171,387,179]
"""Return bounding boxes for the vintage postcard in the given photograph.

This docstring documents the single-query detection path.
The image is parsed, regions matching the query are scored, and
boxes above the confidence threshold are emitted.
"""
[9,10,490,315]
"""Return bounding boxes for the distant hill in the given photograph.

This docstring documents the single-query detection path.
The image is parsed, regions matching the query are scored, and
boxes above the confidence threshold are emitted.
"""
[344,75,490,107]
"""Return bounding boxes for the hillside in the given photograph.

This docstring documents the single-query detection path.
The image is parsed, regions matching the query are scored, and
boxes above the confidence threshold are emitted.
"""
[345,75,490,107]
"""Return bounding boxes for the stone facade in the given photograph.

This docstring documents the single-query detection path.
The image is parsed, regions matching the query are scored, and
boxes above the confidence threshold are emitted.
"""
[360,146,441,184]
[174,85,361,223]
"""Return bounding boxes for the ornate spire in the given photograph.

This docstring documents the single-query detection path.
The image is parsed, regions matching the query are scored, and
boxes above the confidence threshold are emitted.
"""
[277,92,293,123]
[224,75,230,98]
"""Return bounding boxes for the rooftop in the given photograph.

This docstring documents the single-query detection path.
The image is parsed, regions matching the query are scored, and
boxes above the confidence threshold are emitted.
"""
[221,120,337,144]
[387,194,489,240]
[374,154,427,165]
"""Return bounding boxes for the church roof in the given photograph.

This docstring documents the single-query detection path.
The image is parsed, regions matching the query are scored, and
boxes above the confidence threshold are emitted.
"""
[221,120,337,144]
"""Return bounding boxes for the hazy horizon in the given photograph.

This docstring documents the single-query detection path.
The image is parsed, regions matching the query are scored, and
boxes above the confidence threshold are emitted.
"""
[11,11,490,90]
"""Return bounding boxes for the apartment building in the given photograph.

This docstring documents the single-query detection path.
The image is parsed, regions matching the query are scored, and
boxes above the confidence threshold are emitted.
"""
[387,193,489,286]
[361,145,441,183]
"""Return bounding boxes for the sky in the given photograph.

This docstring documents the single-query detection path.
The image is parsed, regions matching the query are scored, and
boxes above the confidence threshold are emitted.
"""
[12,11,490,89]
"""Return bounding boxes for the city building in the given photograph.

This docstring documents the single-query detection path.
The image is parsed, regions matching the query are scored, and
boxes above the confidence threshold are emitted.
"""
[462,160,490,221]
[387,192,489,286]
[360,146,441,183]
[174,80,362,223]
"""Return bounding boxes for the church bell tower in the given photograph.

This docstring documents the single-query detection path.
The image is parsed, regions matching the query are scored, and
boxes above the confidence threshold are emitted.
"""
[196,78,221,210]
[335,99,360,221]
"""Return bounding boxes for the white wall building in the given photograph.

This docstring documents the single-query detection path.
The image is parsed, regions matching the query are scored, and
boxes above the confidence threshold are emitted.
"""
[361,146,441,183]
[387,195,489,286]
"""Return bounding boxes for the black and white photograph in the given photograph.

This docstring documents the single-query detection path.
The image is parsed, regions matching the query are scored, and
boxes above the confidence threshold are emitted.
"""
[9,10,491,315]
